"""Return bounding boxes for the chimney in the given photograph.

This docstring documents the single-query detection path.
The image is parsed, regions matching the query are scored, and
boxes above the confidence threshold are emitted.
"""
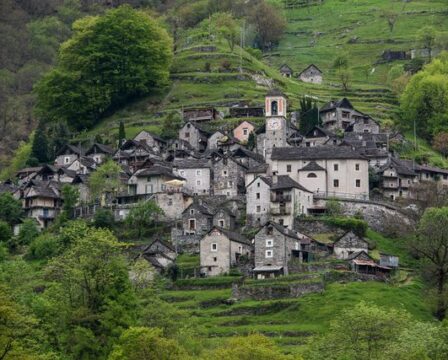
[272,173,278,184]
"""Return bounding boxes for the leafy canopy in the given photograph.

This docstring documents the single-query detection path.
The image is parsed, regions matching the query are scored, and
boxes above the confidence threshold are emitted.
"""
[35,5,173,130]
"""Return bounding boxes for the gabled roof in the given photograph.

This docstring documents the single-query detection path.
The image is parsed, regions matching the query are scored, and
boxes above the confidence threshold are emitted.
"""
[144,238,176,254]
[319,98,353,113]
[271,175,312,193]
[347,250,373,261]
[246,175,273,189]
[72,174,89,184]
[173,158,210,169]
[85,143,115,156]
[256,221,300,240]
[182,121,211,136]
[415,164,448,175]
[16,167,42,175]
[279,63,293,73]
[134,130,166,144]
[299,161,326,172]
[206,226,251,246]
[183,201,214,216]
[231,147,264,163]
[380,158,417,177]
[77,156,97,169]
[57,167,77,178]
[56,144,83,156]
[247,163,269,174]
[334,231,369,246]
[298,64,323,76]
[133,165,185,180]
[305,126,336,139]
[271,146,366,161]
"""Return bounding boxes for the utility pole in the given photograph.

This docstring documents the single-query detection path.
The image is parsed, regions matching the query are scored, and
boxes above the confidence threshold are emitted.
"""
[414,117,417,150]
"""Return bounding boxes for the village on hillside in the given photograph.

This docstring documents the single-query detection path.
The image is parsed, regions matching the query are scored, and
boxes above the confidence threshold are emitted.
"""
[2,87,447,284]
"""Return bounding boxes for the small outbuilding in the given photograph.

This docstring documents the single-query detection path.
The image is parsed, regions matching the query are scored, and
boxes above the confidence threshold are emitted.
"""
[298,64,323,84]
[279,64,293,78]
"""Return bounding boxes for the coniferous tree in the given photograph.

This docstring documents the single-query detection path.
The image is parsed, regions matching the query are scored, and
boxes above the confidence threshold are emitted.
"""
[49,122,70,159]
[118,120,126,145]
[299,97,319,135]
[30,121,49,164]
[247,131,256,150]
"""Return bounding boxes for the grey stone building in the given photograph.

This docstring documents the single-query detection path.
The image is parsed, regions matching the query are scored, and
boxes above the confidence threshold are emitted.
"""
[319,98,365,132]
[349,115,380,134]
[85,143,115,165]
[253,222,303,278]
[303,126,338,147]
[246,176,272,227]
[54,144,83,167]
[212,155,248,198]
[298,64,323,84]
[333,231,369,260]
[212,207,236,230]
[133,130,167,153]
[181,201,213,235]
[173,159,211,195]
[178,121,210,152]
[279,63,293,78]
[200,226,252,276]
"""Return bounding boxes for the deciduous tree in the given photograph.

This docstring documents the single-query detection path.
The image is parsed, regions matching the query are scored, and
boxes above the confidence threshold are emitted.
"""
[249,1,286,50]
[126,200,163,240]
[432,132,448,157]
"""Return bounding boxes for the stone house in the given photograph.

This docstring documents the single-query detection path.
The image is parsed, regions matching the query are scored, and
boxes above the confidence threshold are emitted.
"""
[200,226,251,277]
[212,208,236,230]
[271,146,370,200]
[253,222,302,278]
[378,158,418,200]
[181,201,213,236]
[85,143,115,164]
[141,239,177,272]
[178,121,210,152]
[303,126,338,147]
[56,168,77,183]
[183,107,220,122]
[127,165,185,196]
[333,231,369,260]
[72,174,90,203]
[245,163,269,187]
[33,164,59,181]
[349,115,380,134]
[166,139,198,160]
[54,144,83,167]
[212,155,248,198]
[298,64,323,84]
[319,98,365,132]
[231,147,264,168]
[153,192,193,221]
[133,130,167,153]
[348,251,392,276]
[66,156,97,175]
[269,175,313,228]
[173,159,211,195]
[246,176,272,227]
[233,121,256,143]
[116,140,161,170]
[207,131,226,150]
[279,64,293,78]
[229,105,264,118]
[17,180,62,228]
[16,167,42,185]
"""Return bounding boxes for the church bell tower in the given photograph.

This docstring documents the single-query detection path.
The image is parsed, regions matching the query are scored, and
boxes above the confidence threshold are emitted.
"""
[264,89,289,160]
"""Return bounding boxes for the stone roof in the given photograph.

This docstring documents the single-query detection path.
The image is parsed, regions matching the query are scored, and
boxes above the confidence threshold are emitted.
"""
[231,147,264,163]
[279,64,293,74]
[247,163,269,174]
[173,159,210,169]
[134,165,185,180]
[271,146,366,161]
[260,221,300,240]
[305,126,336,139]
[85,143,115,155]
[212,226,251,245]
[299,161,326,172]
[56,144,83,156]
[271,175,312,192]
[298,64,323,76]
[319,98,353,113]
[380,158,416,177]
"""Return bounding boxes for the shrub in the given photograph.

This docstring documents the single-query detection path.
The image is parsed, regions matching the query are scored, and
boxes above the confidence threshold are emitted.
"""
[28,234,59,260]
[220,59,232,71]
[326,198,342,216]
[17,219,40,245]
[93,208,115,229]
[325,217,368,237]
[0,243,8,261]
[0,221,12,244]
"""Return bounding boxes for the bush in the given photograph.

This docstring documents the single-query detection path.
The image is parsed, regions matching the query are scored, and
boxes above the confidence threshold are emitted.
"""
[220,59,232,71]
[326,198,342,216]
[17,219,40,245]
[93,209,115,229]
[0,243,8,261]
[0,221,12,244]
[325,217,368,237]
[28,235,59,259]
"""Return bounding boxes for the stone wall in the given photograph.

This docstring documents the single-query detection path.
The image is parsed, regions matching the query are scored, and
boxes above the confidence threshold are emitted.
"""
[171,228,201,253]
[232,281,324,300]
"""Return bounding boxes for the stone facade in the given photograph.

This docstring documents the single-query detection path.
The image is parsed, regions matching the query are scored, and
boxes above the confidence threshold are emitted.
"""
[246,176,272,227]
[54,145,82,167]
[253,222,302,278]
[133,130,166,153]
[351,116,380,134]
[200,227,251,276]
[333,231,369,259]
[298,64,323,84]
[173,160,211,195]
[212,157,247,198]
[212,208,236,230]
[154,192,193,221]
[181,202,213,235]
[233,121,255,143]
[178,121,209,151]
[207,131,225,150]
[319,98,364,132]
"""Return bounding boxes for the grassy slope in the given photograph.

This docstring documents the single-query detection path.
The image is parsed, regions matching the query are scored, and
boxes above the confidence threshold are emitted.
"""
[165,230,432,355]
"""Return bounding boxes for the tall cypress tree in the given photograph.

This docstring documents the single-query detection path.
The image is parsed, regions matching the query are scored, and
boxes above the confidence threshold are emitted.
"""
[118,120,126,145]
[30,121,49,164]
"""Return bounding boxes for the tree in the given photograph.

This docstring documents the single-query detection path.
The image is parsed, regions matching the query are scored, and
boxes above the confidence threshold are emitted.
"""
[247,131,256,150]
[49,121,70,160]
[338,68,352,92]
[126,201,163,240]
[381,10,398,33]
[400,54,448,139]
[299,96,319,135]
[89,160,124,205]
[17,219,39,246]
[433,132,448,157]
[161,112,182,140]
[332,53,349,71]
[29,121,49,164]
[305,302,410,360]
[203,333,298,360]
[412,207,448,320]
[94,208,115,229]
[416,26,437,61]
[61,184,79,219]
[0,220,13,245]
[118,120,126,145]
[108,327,187,360]
[0,193,23,226]
[35,6,173,131]
[249,1,286,50]
[216,13,239,51]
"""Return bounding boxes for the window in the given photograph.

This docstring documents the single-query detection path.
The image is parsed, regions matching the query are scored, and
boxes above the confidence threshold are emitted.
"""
[257,182,260,187]
[265,250,273,258]
[168,198,173,206]
[243,128,248,135]
[213,257,217,262]
[266,239,273,247]
[219,220,225,227]
[355,163,360,171]
[356,179,361,187]
[307,173,317,178]
[279,219,284,225]
[196,180,201,186]
[228,181,233,187]
[266,226,273,235]
[256,205,261,213]
[189,219,196,230]
[180,170,185,176]
[334,164,339,171]
[271,101,278,115]
[256,193,260,199]
[64,157,70,164]
[196,170,201,176]
[333,179,339,187]
[185,132,190,138]
[287,164,292,173]
[190,209,194,215]
[223,170,228,176]
[211,243,218,252]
